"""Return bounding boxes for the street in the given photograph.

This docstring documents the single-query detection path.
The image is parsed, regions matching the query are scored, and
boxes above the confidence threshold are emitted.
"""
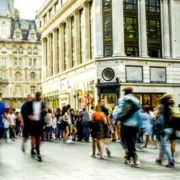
[0,139,180,180]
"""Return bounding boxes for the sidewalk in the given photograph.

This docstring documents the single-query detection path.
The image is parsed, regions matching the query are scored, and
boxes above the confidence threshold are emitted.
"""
[0,139,180,180]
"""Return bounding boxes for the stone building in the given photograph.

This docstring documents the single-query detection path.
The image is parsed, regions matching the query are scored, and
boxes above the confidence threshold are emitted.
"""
[0,0,41,108]
[36,0,180,110]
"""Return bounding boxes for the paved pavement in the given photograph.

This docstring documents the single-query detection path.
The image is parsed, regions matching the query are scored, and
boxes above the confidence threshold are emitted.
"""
[0,139,180,180]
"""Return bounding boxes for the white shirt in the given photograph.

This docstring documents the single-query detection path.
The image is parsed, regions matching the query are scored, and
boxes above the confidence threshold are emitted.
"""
[9,113,16,126]
[33,101,41,121]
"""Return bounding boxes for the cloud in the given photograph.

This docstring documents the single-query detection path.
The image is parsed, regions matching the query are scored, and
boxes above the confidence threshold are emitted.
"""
[14,0,46,19]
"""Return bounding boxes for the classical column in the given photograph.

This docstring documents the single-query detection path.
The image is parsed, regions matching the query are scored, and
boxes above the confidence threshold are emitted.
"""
[74,10,81,65]
[139,0,148,57]
[53,29,58,75]
[112,0,125,56]
[47,34,51,78]
[162,0,171,58]
[49,33,53,76]
[84,1,91,61]
[59,24,65,72]
[42,37,47,79]
[66,18,72,69]
[94,0,103,58]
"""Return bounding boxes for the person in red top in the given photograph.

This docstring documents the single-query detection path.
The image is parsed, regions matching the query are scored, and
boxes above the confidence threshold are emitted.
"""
[90,104,106,159]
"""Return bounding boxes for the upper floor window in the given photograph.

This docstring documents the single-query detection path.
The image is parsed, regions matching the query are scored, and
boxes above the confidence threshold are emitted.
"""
[21,23,29,29]
[29,33,36,41]
[103,0,112,57]
[124,0,137,10]
[30,86,36,94]
[15,71,21,80]
[30,72,36,79]
[33,47,38,55]
[146,0,161,58]
[15,32,21,40]
[28,47,32,55]
[124,0,139,57]
[146,0,160,13]
[1,47,7,54]
[13,47,18,54]
[0,57,6,67]
[19,46,23,54]
[33,59,37,66]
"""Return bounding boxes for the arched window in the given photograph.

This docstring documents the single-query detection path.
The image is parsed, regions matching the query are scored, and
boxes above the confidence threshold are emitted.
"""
[30,72,36,79]
[15,71,21,80]
[33,47,38,55]
[27,47,32,54]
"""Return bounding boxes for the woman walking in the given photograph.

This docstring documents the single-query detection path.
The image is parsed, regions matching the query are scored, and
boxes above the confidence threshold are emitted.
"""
[90,104,106,159]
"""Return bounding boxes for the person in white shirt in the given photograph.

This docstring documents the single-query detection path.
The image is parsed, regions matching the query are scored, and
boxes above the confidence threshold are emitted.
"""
[27,92,46,162]
[9,109,16,140]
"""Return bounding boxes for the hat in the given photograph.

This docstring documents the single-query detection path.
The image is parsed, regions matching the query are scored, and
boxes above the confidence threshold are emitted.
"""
[122,87,133,94]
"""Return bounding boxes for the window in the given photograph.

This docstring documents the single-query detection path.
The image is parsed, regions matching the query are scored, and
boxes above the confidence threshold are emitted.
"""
[13,47,18,54]
[124,0,139,56]
[21,23,28,29]
[33,59,36,66]
[33,47,38,55]
[124,0,137,10]
[15,32,21,39]
[126,66,143,82]
[30,86,36,94]
[14,57,17,66]
[27,47,32,54]
[29,33,36,41]
[0,57,6,67]
[71,16,75,67]
[30,72,36,79]
[15,71,21,80]
[146,0,161,58]
[19,47,23,54]
[150,67,166,83]
[103,0,112,57]
[29,58,32,66]
[79,9,83,64]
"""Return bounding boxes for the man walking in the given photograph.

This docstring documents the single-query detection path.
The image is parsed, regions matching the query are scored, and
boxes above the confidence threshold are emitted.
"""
[21,94,33,152]
[116,87,141,167]
[27,92,46,162]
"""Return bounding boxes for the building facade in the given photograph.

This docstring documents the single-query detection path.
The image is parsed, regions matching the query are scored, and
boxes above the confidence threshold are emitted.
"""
[37,0,180,110]
[0,0,41,108]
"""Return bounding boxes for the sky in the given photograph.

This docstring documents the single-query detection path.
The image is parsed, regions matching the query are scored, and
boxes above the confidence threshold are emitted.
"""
[14,0,46,19]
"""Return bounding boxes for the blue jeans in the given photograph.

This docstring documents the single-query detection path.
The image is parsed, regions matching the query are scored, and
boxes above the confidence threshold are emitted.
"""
[57,126,63,139]
[46,126,52,140]
[82,121,89,142]
[159,128,173,163]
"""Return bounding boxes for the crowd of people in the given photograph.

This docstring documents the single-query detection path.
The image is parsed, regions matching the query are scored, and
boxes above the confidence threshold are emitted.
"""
[0,88,179,168]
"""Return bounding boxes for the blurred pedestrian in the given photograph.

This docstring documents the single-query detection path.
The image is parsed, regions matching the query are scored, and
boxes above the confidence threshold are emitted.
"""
[155,94,175,168]
[116,87,141,168]
[27,92,46,162]
[21,95,33,152]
